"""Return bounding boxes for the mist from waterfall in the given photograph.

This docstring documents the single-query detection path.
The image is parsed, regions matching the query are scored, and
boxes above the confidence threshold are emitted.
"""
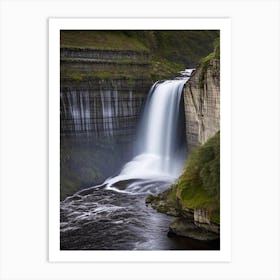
[104,78,189,191]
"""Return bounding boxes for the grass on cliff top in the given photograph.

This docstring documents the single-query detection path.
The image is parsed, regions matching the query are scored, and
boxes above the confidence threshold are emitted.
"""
[150,58,184,81]
[61,69,152,82]
[149,30,219,67]
[199,37,220,64]
[61,30,219,65]
[176,131,220,223]
[61,31,148,51]
[60,30,220,82]
[198,37,220,88]
[60,59,182,82]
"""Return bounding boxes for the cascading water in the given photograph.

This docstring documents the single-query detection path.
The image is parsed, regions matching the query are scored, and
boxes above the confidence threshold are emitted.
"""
[60,71,219,250]
[104,79,188,192]
[60,87,144,137]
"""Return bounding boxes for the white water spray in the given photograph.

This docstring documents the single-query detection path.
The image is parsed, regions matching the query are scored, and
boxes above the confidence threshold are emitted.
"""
[104,77,190,190]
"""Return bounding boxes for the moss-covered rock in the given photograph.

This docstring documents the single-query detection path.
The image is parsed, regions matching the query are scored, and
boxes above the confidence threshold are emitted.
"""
[146,185,182,217]
[147,132,220,239]
[169,218,219,240]
[176,131,220,221]
[199,37,220,88]
[60,30,220,83]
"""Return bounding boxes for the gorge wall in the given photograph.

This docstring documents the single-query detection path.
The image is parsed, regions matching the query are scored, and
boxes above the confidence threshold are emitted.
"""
[183,58,220,150]
[59,30,220,201]
[60,48,152,139]
[60,46,153,199]
[147,56,221,239]
[60,30,220,141]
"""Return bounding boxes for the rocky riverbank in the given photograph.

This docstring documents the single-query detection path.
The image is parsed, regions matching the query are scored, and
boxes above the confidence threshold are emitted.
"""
[146,131,220,241]
[145,43,221,241]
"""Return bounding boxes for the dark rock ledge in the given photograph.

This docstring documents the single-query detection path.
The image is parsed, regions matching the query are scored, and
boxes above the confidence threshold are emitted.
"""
[146,189,219,241]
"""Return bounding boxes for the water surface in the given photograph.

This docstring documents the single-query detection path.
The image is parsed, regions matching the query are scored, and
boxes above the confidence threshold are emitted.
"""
[60,182,219,250]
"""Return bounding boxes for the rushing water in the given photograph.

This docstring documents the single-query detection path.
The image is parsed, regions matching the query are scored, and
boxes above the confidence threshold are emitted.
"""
[60,184,219,250]
[61,74,220,250]
[104,79,187,191]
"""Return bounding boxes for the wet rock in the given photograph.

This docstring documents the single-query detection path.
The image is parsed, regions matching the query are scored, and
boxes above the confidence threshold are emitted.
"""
[146,189,181,217]
[191,207,220,234]
[194,208,210,224]
[169,218,219,241]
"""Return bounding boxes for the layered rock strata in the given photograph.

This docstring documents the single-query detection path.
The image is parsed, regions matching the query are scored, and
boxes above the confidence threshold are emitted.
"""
[147,59,221,240]
[60,48,152,138]
[184,58,220,149]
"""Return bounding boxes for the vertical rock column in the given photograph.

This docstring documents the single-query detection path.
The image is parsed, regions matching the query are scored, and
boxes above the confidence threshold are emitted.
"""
[183,58,220,149]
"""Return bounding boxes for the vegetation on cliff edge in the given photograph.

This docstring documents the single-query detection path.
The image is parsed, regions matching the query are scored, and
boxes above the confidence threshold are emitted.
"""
[177,131,220,221]
[61,30,219,81]
[199,37,220,88]
[148,131,220,224]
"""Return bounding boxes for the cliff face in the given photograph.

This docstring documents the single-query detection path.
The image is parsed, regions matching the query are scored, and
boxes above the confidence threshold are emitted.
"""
[184,58,220,150]
[60,80,148,138]
[60,47,152,200]
[147,57,220,239]
[59,30,221,202]
[60,48,152,138]
[147,131,220,239]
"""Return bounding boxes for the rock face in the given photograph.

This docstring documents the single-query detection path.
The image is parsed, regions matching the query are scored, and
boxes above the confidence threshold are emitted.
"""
[169,218,219,241]
[147,57,221,240]
[60,80,147,138]
[183,58,220,149]
[194,207,210,224]
[193,208,220,234]
[61,47,150,61]
[60,47,153,199]
[146,187,220,239]
[60,48,152,139]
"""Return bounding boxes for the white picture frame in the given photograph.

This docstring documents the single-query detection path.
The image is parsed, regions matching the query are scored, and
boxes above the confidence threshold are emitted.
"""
[49,18,231,262]
[1,1,279,279]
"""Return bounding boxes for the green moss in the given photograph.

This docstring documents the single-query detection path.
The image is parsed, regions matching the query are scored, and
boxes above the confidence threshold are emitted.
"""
[156,205,169,213]
[61,68,151,81]
[180,186,217,209]
[61,30,219,66]
[143,30,220,67]
[64,71,84,81]
[150,58,184,81]
[61,31,148,51]
[200,52,215,64]
[213,37,220,59]
[199,37,220,64]
[146,195,157,204]
[198,37,220,88]
[175,131,220,223]
[178,132,220,198]
[61,30,220,78]
[93,71,112,80]
[210,210,220,224]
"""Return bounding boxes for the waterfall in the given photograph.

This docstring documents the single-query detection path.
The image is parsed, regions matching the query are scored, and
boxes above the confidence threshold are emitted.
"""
[60,89,92,135]
[100,90,114,136]
[60,88,144,137]
[142,80,184,160]
[104,78,189,189]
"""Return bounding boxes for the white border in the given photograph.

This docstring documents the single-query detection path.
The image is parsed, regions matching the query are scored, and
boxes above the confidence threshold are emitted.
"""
[49,18,231,262]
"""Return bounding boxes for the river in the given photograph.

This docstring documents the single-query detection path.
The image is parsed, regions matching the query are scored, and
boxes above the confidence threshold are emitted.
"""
[60,180,219,250]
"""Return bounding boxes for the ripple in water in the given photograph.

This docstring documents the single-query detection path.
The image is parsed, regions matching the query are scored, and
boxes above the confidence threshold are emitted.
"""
[60,180,219,250]
[60,77,219,250]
